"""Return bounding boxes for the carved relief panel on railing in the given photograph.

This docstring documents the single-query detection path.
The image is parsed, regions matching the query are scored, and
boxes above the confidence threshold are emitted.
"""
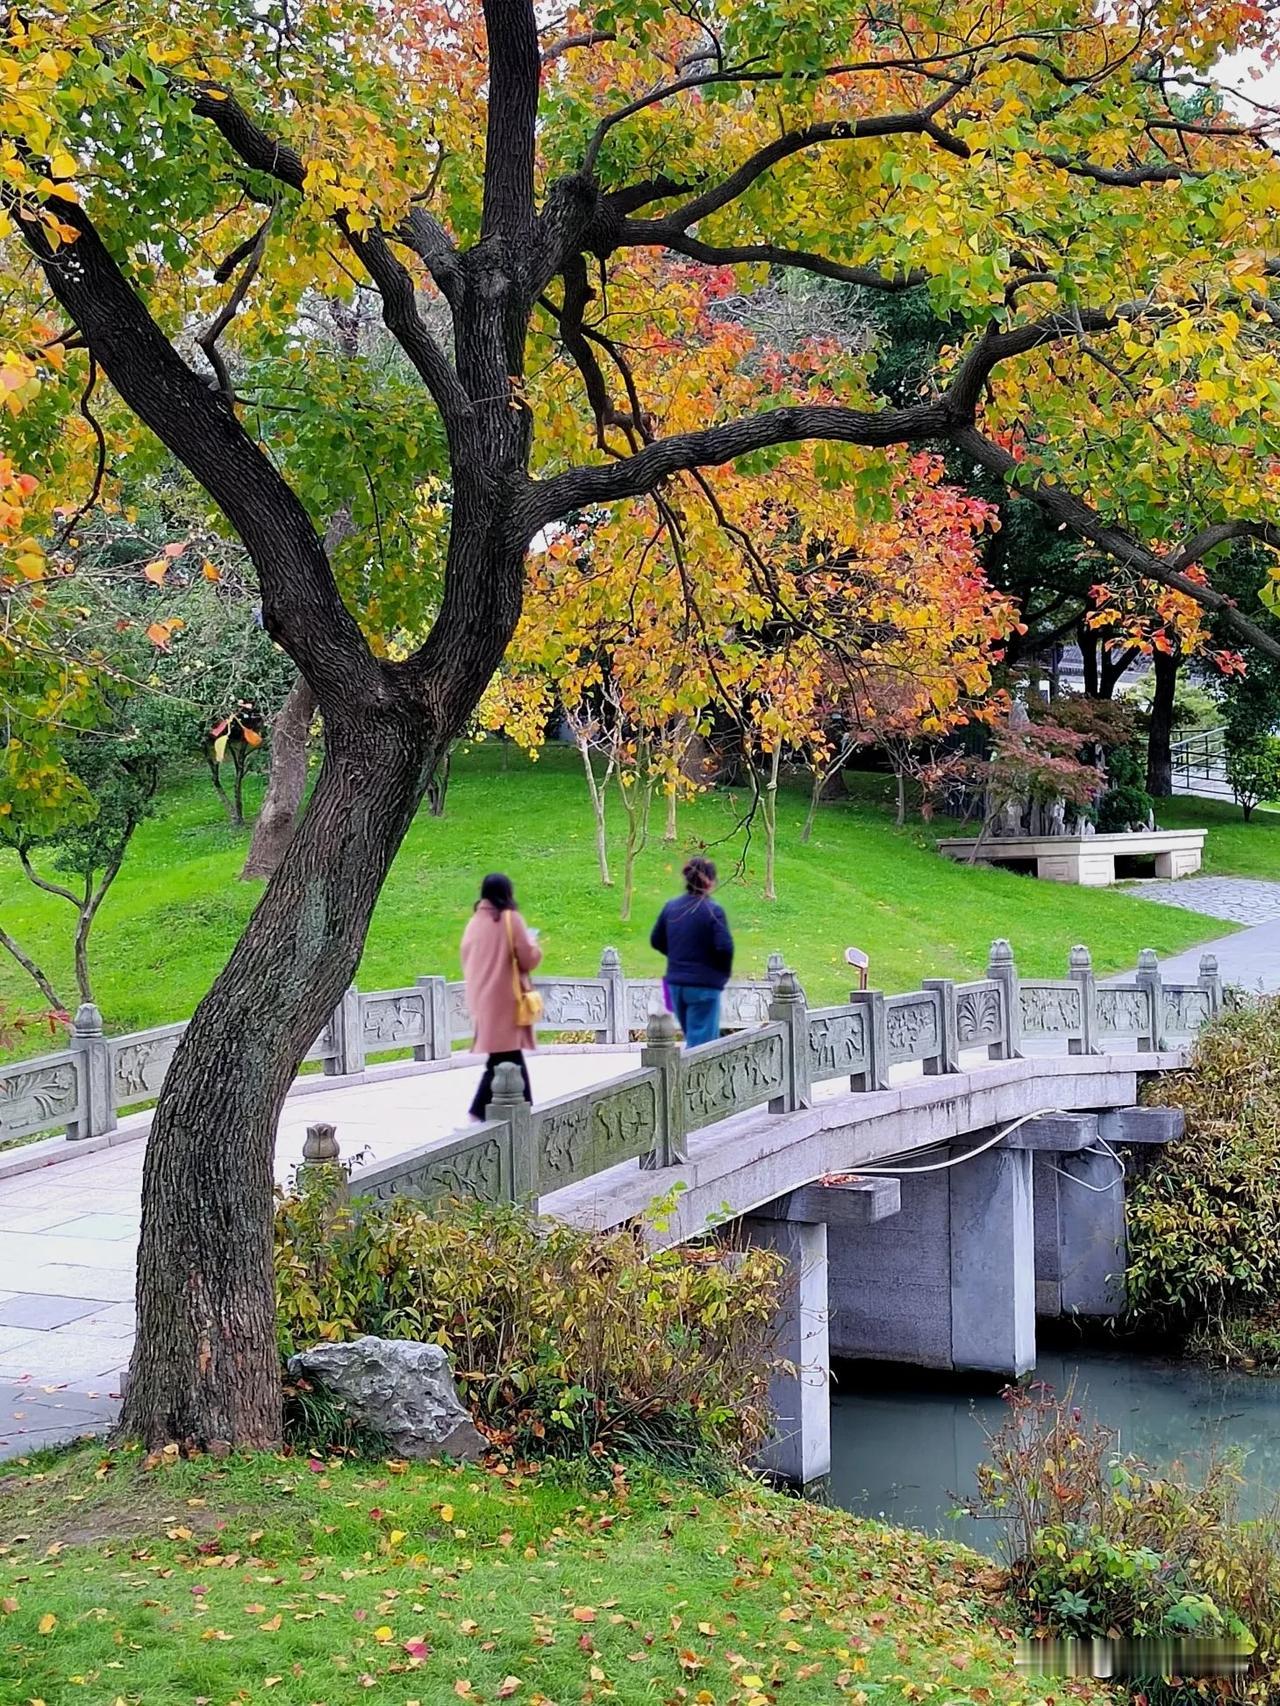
[954,981,1004,1048]
[1018,982,1083,1037]
[625,980,662,1030]
[362,990,429,1048]
[806,1007,869,1084]
[1164,988,1212,1033]
[1096,987,1153,1038]
[718,984,772,1030]
[885,993,940,1065]
[111,1024,185,1108]
[533,979,609,1030]
[352,1126,510,1210]
[682,1026,786,1132]
[447,981,471,1037]
[0,1052,82,1141]
[534,1070,659,1191]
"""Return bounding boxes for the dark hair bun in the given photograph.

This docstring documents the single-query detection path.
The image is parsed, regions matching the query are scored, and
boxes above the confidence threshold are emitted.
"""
[683,856,716,894]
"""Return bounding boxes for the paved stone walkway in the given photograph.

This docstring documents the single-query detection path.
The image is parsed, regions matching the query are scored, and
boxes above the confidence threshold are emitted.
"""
[1124,874,1280,924]
[1153,917,1280,997]
[0,1049,636,1460]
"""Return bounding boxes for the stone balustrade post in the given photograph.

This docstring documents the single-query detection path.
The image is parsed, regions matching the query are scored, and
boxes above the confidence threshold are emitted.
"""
[1135,949,1165,1051]
[413,975,452,1063]
[768,971,810,1112]
[1198,952,1223,1021]
[986,939,1022,1061]
[766,951,786,989]
[1067,944,1098,1056]
[640,1007,686,1169]
[598,946,628,1045]
[66,1001,115,1141]
[325,984,365,1078]
[299,1122,344,1195]
[921,978,960,1075]
[847,989,889,1091]
[486,1061,537,1204]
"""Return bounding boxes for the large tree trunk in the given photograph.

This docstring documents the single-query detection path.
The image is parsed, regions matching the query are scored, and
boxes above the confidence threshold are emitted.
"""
[119,706,436,1448]
[241,678,318,880]
[1147,647,1179,799]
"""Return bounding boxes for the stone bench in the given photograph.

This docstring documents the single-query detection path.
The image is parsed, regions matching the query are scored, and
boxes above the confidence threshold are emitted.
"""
[936,828,1207,886]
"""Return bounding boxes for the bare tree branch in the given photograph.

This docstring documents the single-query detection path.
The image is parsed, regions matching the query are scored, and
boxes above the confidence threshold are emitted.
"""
[526,399,949,528]
[196,209,272,397]
[634,228,929,291]
[620,96,969,242]
[953,425,1280,662]
[343,225,474,446]
[52,351,107,548]
[541,28,615,63]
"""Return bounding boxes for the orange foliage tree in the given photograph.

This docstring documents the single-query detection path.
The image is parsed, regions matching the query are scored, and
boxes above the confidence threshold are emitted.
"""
[10,0,1280,1443]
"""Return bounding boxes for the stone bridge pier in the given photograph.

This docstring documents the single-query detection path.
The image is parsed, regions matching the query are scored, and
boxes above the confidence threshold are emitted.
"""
[737,1106,1181,1493]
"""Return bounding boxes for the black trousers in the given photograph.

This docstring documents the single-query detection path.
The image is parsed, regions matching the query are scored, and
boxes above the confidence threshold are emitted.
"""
[469,1049,532,1120]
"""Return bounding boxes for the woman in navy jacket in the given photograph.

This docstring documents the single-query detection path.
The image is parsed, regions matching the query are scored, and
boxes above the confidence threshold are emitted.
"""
[649,857,734,1048]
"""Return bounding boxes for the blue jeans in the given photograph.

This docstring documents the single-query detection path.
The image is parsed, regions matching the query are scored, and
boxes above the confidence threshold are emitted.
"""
[670,985,722,1049]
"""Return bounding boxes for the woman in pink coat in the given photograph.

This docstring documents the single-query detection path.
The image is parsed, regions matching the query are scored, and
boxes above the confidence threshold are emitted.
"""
[461,872,543,1121]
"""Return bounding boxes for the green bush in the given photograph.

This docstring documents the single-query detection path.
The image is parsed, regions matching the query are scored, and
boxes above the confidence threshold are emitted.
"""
[1127,998,1280,1352]
[1021,1521,1237,1640]
[275,1175,785,1469]
[966,1386,1280,1697]
[1226,734,1280,822]
[1096,743,1155,832]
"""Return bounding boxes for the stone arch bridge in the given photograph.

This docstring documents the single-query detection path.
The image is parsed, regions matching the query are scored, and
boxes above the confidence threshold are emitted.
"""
[0,940,1219,1469]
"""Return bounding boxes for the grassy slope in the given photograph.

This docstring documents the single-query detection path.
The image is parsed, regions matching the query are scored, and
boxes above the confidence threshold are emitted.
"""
[0,1448,1086,1706]
[1159,792,1280,882]
[0,743,1242,1041]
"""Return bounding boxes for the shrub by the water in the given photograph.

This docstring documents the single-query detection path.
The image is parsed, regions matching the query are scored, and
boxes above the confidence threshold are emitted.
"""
[1126,997,1280,1360]
[968,1385,1280,1700]
[275,1173,784,1468]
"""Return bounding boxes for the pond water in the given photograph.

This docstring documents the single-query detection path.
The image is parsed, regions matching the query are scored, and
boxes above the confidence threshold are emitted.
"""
[829,1348,1280,1554]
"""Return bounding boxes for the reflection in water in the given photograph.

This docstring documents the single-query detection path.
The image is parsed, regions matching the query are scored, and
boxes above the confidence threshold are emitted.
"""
[829,1351,1280,1554]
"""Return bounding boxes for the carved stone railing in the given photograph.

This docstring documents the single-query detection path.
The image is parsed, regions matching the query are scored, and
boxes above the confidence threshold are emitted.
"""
[800,939,1223,1094]
[0,1046,83,1146]
[0,946,786,1149]
[0,938,1225,1155]
[343,940,1225,1218]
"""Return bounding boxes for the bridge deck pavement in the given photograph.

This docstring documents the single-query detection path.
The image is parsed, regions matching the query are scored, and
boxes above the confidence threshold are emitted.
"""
[0,1033,1184,1460]
[0,1048,636,1459]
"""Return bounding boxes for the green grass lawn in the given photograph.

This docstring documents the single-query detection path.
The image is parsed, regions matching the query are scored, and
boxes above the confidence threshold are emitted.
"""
[0,1447,1078,1706]
[1159,792,1280,881]
[0,743,1244,1044]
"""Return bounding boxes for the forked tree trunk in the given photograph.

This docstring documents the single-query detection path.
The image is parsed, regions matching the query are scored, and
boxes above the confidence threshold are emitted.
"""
[72,854,123,1007]
[119,709,435,1448]
[802,769,823,844]
[231,748,250,828]
[207,756,237,826]
[242,678,318,880]
[762,747,782,901]
[576,735,613,887]
[0,920,64,1012]
[619,774,653,923]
